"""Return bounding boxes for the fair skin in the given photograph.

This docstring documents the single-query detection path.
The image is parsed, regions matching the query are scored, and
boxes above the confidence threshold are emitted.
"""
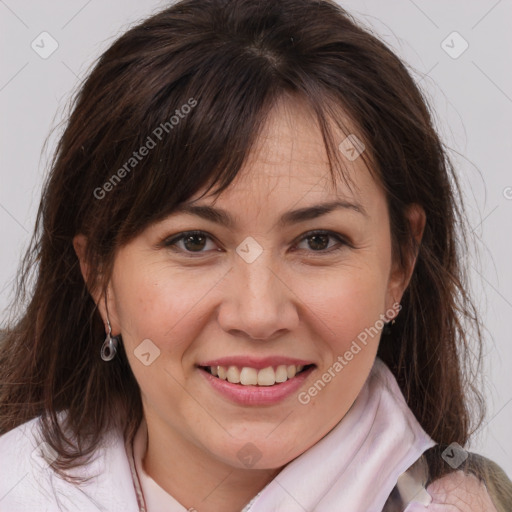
[75,95,426,512]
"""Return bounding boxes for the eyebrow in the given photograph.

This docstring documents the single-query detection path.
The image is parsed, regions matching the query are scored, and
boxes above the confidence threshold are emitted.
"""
[172,200,368,229]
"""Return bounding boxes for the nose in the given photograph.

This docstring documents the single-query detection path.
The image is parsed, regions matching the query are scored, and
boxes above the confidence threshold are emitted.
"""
[217,248,299,341]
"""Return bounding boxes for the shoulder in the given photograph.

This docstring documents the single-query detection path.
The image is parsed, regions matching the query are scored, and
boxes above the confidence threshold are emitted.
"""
[0,414,139,511]
[0,416,57,510]
[420,449,511,512]
[426,470,498,512]
[0,415,43,470]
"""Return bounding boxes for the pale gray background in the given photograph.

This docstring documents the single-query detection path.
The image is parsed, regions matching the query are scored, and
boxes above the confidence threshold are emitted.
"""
[1,0,511,477]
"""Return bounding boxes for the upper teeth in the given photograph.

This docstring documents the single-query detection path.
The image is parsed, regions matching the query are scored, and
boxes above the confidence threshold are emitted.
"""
[210,364,305,386]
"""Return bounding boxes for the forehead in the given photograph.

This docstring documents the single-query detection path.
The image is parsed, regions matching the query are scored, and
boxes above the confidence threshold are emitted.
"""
[188,94,379,208]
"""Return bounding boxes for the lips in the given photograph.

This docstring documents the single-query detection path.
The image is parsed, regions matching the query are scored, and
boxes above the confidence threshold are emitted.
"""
[197,356,315,387]
[198,363,316,405]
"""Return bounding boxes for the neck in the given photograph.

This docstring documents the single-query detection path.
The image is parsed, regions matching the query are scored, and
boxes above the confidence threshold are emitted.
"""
[142,414,281,512]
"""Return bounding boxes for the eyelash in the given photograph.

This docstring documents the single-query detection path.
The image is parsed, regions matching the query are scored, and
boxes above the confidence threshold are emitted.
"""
[162,229,351,256]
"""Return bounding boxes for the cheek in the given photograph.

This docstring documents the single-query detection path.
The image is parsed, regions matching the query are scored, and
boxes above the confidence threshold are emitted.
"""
[298,260,390,351]
[111,259,226,351]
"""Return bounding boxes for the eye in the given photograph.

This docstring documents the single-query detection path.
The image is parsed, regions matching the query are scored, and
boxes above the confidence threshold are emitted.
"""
[163,230,220,254]
[163,229,349,255]
[293,230,349,253]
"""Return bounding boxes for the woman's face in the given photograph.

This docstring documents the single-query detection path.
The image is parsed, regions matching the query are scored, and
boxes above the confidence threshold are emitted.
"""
[95,96,419,470]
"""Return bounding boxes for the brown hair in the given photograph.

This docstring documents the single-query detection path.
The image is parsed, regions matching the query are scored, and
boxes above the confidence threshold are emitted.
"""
[0,0,484,479]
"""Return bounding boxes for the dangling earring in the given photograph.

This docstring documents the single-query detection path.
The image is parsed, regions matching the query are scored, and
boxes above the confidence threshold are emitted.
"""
[101,295,120,361]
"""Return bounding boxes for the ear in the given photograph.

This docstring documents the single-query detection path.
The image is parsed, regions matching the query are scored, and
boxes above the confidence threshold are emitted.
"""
[385,204,426,316]
[73,233,111,332]
[73,234,91,290]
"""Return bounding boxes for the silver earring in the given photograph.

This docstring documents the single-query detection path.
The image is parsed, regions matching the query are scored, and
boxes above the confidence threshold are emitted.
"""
[101,316,119,361]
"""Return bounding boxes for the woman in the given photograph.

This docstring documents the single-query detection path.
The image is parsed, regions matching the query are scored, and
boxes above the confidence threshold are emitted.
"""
[0,0,510,510]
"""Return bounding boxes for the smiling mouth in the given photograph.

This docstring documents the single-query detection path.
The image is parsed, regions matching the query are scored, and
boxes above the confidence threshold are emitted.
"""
[199,364,315,386]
